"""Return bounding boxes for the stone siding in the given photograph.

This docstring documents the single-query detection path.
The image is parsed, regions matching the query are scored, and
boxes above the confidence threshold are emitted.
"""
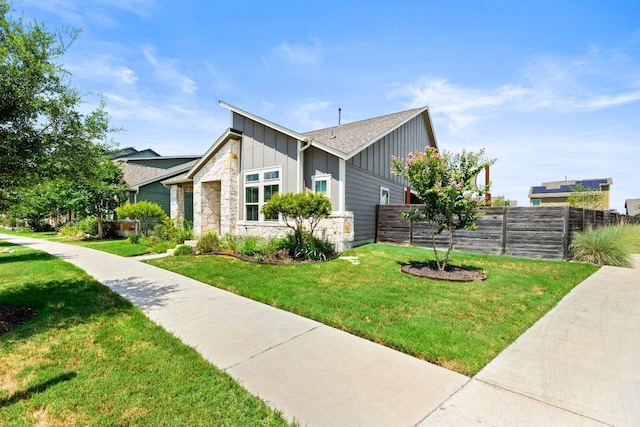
[193,140,239,236]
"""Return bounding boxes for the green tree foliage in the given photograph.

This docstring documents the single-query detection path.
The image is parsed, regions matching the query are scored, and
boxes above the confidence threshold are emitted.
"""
[490,195,511,207]
[391,147,495,271]
[5,161,126,236]
[261,191,332,256]
[0,0,115,193]
[567,183,605,210]
[116,201,167,236]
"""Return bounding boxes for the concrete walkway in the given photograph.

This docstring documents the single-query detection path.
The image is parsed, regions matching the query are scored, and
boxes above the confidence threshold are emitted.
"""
[2,233,639,426]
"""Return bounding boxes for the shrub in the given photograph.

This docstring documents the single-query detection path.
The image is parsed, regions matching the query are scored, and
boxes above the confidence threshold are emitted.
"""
[78,217,98,236]
[172,245,193,256]
[238,236,268,257]
[128,234,142,244]
[196,231,221,253]
[570,226,631,267]
[115,201,167,236]
[151,240,176,254]
[272,231,334,261]
[219,234,241,253]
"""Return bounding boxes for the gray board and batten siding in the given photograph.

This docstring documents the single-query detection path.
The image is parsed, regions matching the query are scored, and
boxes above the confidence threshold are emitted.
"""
[303,146,341,210]
[345,114,437,247]
[376,205,640,260]
[232,112,299,220]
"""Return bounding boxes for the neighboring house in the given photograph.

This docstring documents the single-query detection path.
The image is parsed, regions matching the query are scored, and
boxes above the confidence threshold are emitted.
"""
[625,199,640,216]
[167,101,439,251]
[115,152,200,221]
[111,147,161,159]
[528,178,613,209]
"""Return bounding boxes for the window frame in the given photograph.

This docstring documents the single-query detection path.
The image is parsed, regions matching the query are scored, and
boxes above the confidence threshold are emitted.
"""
[242,167,282,222]
[312,174,332,198]
[380,186,390,205]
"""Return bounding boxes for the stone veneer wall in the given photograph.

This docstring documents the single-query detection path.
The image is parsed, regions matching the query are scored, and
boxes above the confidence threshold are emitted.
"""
[236,212,355,253]
[193,140,239,236]
[170,183,193,221]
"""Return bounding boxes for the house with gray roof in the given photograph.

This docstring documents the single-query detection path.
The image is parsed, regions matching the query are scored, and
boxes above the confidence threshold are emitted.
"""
[167,101,439,251]
[116,154,200,221]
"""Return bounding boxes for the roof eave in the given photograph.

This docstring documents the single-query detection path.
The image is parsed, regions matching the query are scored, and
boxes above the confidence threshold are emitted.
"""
[219,100,308,143]
[186,128,243,179]
[339,106,434,160]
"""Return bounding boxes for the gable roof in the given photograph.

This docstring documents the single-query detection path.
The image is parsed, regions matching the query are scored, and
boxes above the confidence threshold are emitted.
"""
[303,107,433,157]
[186,128,243,179]
[111,147,161,159]
[119,159,199,190]
[219,101,437,160]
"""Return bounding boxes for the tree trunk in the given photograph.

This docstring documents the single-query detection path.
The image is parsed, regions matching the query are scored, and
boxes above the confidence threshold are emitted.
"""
[97,216,104,239]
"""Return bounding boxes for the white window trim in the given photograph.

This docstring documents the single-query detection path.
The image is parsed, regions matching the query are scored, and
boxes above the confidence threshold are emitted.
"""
[243,166,283,222]
[380,186,390,205]
[312,174,332,198]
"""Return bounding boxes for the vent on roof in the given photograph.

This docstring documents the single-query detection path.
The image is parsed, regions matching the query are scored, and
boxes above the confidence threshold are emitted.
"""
[338,108,342,126]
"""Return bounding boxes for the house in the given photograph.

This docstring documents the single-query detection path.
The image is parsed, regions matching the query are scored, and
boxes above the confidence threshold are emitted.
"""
[625,199,640,216]
[167,101,439,251]
[115,151,200,220]
[528,178,613,209]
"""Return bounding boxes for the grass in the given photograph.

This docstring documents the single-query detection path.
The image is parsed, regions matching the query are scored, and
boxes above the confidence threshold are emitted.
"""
[0,241,289,426]
[148,243,598,376]
[0,228,150,257]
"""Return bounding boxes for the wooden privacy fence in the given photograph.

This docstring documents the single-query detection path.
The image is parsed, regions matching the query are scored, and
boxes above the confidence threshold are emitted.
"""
[376,205,640,260]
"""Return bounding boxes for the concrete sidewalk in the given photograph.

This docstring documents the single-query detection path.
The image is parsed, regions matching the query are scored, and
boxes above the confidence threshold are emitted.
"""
[2,233,639,426]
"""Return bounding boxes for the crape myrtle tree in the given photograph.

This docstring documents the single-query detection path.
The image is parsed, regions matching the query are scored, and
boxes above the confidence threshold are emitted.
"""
[0,0,116,198]
[391,147,495,271]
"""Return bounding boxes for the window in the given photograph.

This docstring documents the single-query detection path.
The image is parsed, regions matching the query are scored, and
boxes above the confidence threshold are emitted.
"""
[380,187,390,205]
[532,199,541,207]
[245,173,259,183]
[243,168,282,221]
[263,184,279,220]
[312,174,331,197]
[245,186,259,221]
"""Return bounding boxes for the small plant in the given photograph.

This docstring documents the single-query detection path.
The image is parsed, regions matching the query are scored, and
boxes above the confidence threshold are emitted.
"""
[128,234,142,244]
[239,236,268,257]
[150,240,176,254]
[570,226,631,267]
[172,245,193,256]
[196,231,221,253]
[219,234,241,253]
[115,201,167,236]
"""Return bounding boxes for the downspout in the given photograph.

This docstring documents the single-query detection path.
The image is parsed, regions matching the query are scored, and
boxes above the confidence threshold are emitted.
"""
[297,138,312,192]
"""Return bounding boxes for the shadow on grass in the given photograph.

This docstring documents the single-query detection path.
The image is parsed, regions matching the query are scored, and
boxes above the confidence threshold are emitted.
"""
[0,278,133,344]
[0,251,55,265]
[0,372,78,407]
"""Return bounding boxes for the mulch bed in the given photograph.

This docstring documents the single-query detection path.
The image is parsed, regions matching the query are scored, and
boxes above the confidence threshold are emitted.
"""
[401,263,487,282]
[0,306,38,335]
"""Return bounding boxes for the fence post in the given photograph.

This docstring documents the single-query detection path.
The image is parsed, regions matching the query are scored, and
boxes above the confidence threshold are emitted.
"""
[562,206,570,260]
[501,207,508,256]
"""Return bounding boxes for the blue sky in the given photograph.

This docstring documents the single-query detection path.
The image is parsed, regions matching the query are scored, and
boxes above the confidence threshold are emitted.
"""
[13,0,640,211]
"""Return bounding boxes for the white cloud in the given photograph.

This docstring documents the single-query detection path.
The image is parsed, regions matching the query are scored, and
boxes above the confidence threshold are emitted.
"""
[68,55,138,86]
[142,47,197,94]
[289,100,331,130]
[274,39,322,64]
[392,47,640,133]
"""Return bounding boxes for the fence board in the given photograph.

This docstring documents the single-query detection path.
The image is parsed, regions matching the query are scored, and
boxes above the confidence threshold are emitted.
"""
[376,205,640,260]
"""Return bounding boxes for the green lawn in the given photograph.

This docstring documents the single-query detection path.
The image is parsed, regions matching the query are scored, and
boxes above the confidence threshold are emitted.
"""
[0,241,289,426]
[0,228,150,257]
[149,243,598,376]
